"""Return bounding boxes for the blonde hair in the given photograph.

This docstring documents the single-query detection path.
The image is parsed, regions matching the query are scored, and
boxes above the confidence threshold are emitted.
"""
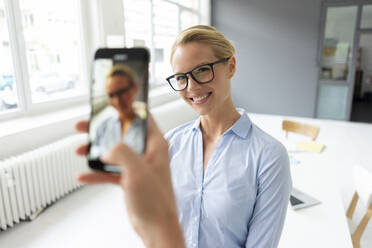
[170,25,235,62]
[106,64,138,86]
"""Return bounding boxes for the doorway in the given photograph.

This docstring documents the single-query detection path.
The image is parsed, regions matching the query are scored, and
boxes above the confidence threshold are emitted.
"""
[316,2,372,122]
[351,32,372,123]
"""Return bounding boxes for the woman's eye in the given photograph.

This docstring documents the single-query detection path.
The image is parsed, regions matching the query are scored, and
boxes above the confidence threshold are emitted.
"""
[176,75,186,81]
[195,67,210,73]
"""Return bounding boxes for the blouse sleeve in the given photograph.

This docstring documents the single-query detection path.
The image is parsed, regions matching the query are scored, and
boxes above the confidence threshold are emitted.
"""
[245,143,292,248]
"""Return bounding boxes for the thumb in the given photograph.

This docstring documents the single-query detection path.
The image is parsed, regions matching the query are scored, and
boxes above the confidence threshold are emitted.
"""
[101,143,142,171]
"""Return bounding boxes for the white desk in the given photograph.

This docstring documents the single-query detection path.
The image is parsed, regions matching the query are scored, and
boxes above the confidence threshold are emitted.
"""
[279,152,352,247]
[249,113,372,248]
[2,113,371,248]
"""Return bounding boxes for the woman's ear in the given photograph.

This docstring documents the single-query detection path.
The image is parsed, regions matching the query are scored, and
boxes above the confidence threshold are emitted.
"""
[227,56,236,79]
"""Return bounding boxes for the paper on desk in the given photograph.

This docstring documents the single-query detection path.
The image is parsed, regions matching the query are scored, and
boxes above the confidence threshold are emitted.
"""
[296,141,325,153]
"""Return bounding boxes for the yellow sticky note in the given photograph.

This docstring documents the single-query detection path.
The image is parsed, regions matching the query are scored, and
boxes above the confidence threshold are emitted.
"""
[296,141,325,153]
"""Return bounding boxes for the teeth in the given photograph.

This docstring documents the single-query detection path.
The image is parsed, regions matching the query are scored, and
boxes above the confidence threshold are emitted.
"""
[193,93,209,102]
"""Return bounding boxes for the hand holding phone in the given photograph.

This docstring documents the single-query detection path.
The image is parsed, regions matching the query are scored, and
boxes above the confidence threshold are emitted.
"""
[88,48,150,173]
[75,116,186,248]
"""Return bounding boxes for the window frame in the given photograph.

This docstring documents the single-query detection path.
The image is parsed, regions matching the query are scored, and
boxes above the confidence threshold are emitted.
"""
[0,0,91,121]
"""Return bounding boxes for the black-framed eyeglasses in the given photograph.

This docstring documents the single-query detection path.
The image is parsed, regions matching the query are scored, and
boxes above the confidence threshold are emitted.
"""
[166,57,230,91]
[108,83,133,98]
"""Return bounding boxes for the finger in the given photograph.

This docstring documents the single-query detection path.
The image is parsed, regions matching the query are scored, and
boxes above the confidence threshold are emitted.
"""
[101,143,141,171]
[75,120,89,133]
[77,172,121,185]
[76,144,89,156]
[147,113,163,140]
[145,113,169,162]
[146,113,168,151]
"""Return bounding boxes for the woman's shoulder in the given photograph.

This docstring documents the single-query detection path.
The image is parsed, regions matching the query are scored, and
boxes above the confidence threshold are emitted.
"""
[250,123,288,159]
[96,115,118,132]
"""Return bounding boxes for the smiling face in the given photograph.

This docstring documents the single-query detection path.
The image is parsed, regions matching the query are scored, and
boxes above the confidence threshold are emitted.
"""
[106,75,137,118]
[171,42,235,116]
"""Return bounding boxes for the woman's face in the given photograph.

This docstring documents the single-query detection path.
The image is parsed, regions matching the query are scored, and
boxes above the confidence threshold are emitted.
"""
[171,42,235,116]
[106,75,137,116]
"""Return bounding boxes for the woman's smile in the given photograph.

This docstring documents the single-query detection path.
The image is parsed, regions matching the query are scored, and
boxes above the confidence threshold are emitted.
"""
[189,92,212,104]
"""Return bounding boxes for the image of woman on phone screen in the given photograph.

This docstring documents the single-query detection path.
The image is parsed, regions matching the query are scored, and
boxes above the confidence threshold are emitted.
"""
[90,64,146,157]
[165,25,292,248]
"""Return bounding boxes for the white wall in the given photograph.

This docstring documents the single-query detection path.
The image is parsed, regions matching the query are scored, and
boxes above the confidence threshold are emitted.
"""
[0,105,89,159]
[212,0,322,117]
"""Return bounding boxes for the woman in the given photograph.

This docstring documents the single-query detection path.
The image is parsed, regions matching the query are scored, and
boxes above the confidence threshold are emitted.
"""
[91,64,146,156]
[165,25,292,248]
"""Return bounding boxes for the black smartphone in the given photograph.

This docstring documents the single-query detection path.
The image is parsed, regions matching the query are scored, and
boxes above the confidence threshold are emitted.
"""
[88,48,150,173]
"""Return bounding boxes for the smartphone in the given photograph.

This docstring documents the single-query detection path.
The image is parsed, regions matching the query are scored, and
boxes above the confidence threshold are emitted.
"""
[88,48,150,173]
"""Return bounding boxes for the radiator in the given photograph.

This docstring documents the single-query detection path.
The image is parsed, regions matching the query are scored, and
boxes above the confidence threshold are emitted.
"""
[0,134,89,231]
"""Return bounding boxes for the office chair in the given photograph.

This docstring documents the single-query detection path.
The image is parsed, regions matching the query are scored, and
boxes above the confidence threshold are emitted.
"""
[282,120,319,141]
[346,165,372,248]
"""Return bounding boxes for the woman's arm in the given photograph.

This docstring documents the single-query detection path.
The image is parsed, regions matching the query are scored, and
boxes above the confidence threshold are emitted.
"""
[245,144,292,248]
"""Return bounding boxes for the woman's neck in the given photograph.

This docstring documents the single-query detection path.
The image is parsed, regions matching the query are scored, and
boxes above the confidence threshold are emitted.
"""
[119,110,136,124]
[200,99,240,139]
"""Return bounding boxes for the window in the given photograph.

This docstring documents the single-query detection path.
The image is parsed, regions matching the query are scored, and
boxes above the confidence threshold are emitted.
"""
[123,0,208,87]
[152,0,179,84]
[361,5,372,28]
[0,0,18,114]
[180,10,199,30]
[0,0,210,119]
[20,0,85,103]
[123,0,151,48]
[0,0,88,118]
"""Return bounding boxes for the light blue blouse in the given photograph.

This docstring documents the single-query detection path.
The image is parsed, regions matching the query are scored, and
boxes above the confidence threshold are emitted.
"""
[165,108,292,248]
[91,115,145,157]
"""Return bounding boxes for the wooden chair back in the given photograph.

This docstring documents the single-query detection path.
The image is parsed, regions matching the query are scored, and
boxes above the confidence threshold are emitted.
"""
[282,120,320,141]
[346,165,372,248]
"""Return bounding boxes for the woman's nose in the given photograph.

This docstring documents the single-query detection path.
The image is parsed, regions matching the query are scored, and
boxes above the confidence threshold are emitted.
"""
[187,75,202,91]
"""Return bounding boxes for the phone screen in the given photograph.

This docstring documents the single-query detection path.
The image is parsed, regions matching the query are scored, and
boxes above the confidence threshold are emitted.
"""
[88,48,149,173]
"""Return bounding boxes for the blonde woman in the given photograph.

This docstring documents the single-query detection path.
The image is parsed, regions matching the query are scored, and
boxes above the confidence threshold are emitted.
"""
[165,25,292,248]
